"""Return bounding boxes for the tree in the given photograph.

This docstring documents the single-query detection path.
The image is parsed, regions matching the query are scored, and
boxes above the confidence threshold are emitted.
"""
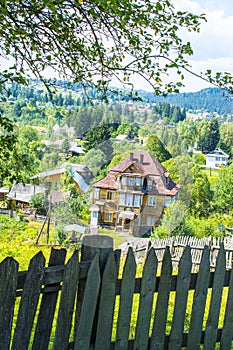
[29,193,48,215]
[190,174,213,218]
[146,134,171,163]
[214,165,233,213]
[197,119,220,153]
[84,124,114,161]
[81,148,107,176]
[0,1,232,96]
[153,200,189,237]
[0,0,233,184]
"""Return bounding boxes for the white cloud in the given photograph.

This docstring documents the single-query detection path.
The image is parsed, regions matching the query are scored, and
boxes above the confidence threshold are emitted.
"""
[172,0,233,91]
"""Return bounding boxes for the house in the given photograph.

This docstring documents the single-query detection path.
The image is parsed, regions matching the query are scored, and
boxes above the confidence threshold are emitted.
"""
[32,163,92,194]
[90,150,179,235]
[205,149,229,169]
[8,183,46,208]
[41,139,85,156]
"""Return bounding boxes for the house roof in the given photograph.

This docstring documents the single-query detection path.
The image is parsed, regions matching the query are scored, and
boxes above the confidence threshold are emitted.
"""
[206,148,229,158]
[93,150,179,196]
[8,184,46,203]
[110,150,166,176]
[49,190,70,204]
[32,163,91,179]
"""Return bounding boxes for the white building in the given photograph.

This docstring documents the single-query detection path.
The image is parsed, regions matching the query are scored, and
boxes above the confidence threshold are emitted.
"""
[206,149,229,169]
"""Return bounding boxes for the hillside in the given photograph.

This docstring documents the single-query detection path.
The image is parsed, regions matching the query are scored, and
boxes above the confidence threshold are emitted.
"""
[137,88,233,115]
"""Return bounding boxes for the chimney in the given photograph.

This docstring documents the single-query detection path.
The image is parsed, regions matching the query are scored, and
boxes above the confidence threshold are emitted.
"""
[140,154,144,164]
[130,152,134,161]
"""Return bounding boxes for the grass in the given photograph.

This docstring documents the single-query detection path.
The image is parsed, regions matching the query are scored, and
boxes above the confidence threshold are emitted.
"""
[200,167,220,187]
[1,215,231,348]
[98,226,132,249]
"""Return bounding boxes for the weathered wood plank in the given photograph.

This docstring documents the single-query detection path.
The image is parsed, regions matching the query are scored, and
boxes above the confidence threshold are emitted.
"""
[12,252,45,350]
[150,247,172,350]
[187,245,210,350]
[134,247,158,350]
[115,248,136,350]
[75,235,113,340]
[0,257,18,350]
[204,244,226,349]
[168,246,192,350]
[74,253,101,350]
[32,248,67,350]
[220,269,233,349]
[53,251,79,350]
[95,251,118,350]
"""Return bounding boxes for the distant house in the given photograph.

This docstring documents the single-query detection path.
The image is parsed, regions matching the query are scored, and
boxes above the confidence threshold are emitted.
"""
[49,189,70,205]
[53,123,75,138]
[32,163,92,194]
[41,139,85,156]
[8,184,46,207]
[68,142,85,157]
[206,149,229,169]
[90,150,179,235]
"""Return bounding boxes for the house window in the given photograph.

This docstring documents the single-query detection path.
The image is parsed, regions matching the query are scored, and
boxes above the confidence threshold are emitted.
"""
[119,193,125,206]
[216,157,221,161]
[147,179,153,189]
[126,194,133,206]
[222,157,226,161]
[93,188,100,199]
[134,194,141,207]
[121,176,127,186]
[105,213,113,221]
[147,217,155,226]
[136,177,141,186]
[148,195,156,206]
[107,191,115,200]
[92,211,98,218]
[165,196,171,207]
[127,177,135,186]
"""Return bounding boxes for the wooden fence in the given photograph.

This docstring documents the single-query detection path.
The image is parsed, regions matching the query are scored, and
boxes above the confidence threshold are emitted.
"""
[1,235,233,349]
[120,236,233,270]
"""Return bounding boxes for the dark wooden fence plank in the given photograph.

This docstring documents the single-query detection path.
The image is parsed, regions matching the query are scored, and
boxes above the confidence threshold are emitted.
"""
[150,247,172,350]
[187,246,210,350]
[11,252,45,350]
[32,248,67,350]
[74,253,101,350]
[115,248,136,350]
[134,248,158,350]
[168,246,192,350]
[75,235,113,340]
[95,251,118,350]
[220,268,233,349]
[53,251,79,350]
[204,244,226,349]
[0,257,18,350]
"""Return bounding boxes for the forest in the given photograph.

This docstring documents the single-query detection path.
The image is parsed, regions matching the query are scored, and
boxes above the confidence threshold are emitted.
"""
[0,81,232,241]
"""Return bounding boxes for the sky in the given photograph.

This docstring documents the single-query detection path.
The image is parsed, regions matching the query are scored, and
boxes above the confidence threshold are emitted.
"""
[1,0,232,94]
[171,0,233,92]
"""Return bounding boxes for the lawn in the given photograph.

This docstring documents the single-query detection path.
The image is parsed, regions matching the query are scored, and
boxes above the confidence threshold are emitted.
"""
[200,167,220,187]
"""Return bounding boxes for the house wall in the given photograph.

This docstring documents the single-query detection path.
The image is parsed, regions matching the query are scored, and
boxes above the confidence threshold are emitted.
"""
[206,155,228,168]
[140,194,165,227]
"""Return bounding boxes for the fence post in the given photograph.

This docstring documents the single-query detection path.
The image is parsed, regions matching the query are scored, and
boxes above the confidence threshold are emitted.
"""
[75,235,113,342]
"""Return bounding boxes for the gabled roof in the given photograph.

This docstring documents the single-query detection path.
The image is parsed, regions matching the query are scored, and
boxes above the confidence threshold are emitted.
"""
[93,150,179,196]
[206,148,229,158]
[110,150,166,176]
[32,163,91,179]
